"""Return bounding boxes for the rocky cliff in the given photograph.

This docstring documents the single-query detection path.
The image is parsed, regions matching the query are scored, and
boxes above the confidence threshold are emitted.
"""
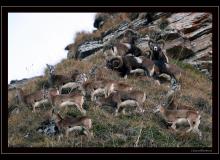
[66,12,212,79]
[8,12,212,148]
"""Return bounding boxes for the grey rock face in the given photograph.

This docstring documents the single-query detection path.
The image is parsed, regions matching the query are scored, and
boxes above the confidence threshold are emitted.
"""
[37,120,59,136]
[67,12,212,79]
[76,40,103,60]
[165,12,212,79]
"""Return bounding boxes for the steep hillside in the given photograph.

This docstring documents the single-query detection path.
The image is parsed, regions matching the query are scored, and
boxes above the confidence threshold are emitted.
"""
[8,12,212,148]
[66,12,212,79]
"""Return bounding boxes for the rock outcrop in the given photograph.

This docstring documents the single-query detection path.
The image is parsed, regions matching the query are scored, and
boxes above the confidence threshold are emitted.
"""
[8,75,44,89]
[165,13,212,78]
[65,12,212,79]
[75,40,103,60]
[37,120,59,136]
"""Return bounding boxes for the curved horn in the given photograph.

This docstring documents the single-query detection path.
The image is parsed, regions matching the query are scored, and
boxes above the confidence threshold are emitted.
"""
[112,59,120,68]
[111,56,123,69]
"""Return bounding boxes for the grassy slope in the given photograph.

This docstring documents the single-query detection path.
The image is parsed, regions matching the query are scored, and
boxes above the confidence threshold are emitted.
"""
[8,13,212,147]
[8,50,212,147]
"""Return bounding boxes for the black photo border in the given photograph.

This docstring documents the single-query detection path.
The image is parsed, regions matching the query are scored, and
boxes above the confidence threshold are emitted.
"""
[1,5,219,155]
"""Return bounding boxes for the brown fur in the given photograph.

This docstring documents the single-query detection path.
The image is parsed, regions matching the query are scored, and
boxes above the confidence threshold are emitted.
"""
[97,90,146,115]
[81,78,133,100]
[52,111,92,138]
[159,107,199,123]
[113,43,130,56]
[47,65,81,88]
[16,88,47,112]
[48,88,86,114]
[155,104,202,138]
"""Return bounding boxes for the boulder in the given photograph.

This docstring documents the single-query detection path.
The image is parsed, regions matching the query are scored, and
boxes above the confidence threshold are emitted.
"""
[37,119,59,136]
[75,40,103,59]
